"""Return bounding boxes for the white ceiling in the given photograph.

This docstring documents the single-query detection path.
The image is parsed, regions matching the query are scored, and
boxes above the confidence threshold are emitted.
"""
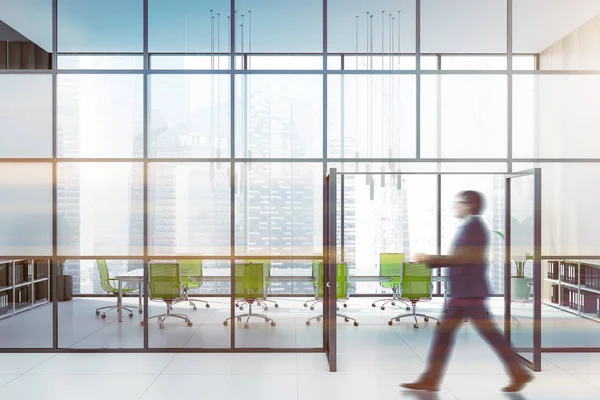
[1,0,600,54]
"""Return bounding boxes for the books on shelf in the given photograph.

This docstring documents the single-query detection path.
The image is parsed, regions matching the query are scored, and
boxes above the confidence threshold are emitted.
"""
[547,261,559,280]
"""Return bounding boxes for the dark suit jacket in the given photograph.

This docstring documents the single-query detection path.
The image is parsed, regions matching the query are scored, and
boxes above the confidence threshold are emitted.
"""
[428,215,490,299]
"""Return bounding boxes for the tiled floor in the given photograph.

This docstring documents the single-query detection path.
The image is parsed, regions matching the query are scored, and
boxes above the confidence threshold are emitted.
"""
[1,297,600,398]
[0,352,599,399]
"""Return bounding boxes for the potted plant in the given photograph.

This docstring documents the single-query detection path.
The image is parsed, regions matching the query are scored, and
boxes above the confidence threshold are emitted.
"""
[492,218,532,300]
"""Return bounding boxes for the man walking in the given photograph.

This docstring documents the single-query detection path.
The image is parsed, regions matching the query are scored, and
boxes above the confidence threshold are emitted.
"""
[401,190,533,393]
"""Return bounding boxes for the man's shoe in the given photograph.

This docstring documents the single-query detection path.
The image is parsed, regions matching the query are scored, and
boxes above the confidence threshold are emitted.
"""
[501,373,534,392]
[400,381,440,392]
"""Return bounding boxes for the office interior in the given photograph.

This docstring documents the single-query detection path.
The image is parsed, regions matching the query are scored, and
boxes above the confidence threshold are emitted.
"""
[2,0,600,376]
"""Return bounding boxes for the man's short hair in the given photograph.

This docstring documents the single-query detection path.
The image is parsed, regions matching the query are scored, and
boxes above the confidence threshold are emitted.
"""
[458,190,485,215]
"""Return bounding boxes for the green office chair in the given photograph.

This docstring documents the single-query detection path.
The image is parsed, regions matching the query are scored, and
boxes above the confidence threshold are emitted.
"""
[224,262,276,329]
[141,263,192,329]
[306,262,358,327]
[95,260,142,319]
[388,262,441,328]
[173,259,210,310]
[235,260,279,311]
[304,260,325,310]
[372,253,411,311]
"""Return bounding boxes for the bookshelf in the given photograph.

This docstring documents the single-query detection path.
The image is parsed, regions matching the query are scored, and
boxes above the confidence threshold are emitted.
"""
[543,260,600,323]
[0,259,51,320]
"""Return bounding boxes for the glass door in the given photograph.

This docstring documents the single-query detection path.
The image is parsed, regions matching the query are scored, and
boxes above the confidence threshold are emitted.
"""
[505,168,542,371]
[324,169,337,371]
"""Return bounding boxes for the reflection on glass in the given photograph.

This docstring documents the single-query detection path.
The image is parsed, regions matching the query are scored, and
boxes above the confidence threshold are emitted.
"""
[58,0,143,52]
[442,55,507,70]
[422,0,506,54]
[235,163,322,256]
[513,75,600,158]
[328,75,416,159]
[234,0,322,54]
[441,175,505,295]
[59,259,144,349]
[0,75,52,158]
[148,163,230,256]
[513,0,600,69]
[149,0,229,53]
[0,0,52,57]
[57,74,143,158]
[235,75,322,158]
[57,163,144,256]
[0,163,52,256]
[421,75,507,158]
[328,0,416,54]
[149,75,230,158]
[58,56,143,70]
[340,174,436,294]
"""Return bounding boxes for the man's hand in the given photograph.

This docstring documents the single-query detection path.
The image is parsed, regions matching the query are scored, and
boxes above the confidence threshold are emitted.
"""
[414,253,430,263]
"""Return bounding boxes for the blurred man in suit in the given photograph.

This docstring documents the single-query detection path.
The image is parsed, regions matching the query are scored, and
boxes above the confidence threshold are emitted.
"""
[401,190,533,393]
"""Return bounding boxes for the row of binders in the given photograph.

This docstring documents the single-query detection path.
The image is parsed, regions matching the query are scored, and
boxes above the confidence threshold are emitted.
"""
[0,293,9,315]
[0,260,50,287]
[548,261,600,289]
[550,285,600,316]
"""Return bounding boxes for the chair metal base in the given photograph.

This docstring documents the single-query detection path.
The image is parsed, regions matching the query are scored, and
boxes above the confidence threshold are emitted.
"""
[142,304,192,329]
[236,298,278,311]
[306,313,359,327]
[95,304,140,319]
[224,303,276,329]
[371,298,411,311]
[388,301,440,329]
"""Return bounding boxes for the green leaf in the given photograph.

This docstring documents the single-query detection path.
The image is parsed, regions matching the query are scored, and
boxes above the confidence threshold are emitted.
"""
[491,230,505,240]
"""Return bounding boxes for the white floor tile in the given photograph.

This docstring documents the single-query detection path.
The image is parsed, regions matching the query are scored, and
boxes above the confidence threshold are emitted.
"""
[0,375,19,388]
[27,353,176,375]
[542,353,600,373]
[298,373,457,400]
[0,374,157,400]
[0,354,56,375]
[140,374,298,400]
[162,353,297,375]
[442,372,600,400]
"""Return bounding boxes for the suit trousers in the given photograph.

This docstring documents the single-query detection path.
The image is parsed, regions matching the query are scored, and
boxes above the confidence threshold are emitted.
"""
[422,298,526,383]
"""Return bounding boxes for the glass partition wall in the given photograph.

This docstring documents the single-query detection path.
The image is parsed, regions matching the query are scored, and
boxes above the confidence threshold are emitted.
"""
[1,0,600,359]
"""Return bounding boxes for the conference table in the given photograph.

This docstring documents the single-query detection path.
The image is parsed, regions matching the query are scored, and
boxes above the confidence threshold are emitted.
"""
[114,265,449,322]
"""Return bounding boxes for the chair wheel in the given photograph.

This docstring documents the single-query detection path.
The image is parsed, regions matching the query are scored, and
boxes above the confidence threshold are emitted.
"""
[223,321,228,326]
[414,324,419,329]
[304,303,308,307]
[388,320,393,326]
[205,304,210,308]
[244,324,249,329]
[138,309,143,314]
[101,314,106,320]
[270,321,276,327]
[263,306,269,311]
[140,321,144,326]
[310,306,314,311]
[406,307,410,311]
[436,322,441,327]
[129,313,134,318]
[237,317,242,322]
[343,303,347,308]
[353,321,359,327]
[193,307,197,311]
[344,318,349,322]
[274,304,279,308]
[187,321,193,327]
[159,324,164,329]
[391,302,396,306]
[235,304,239,308]
[381,306,385,310]
[239,307,244,311]
[95,311,100,316]
[316,317,321,322]
[371,303,376,307]
[424,317,429,322]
